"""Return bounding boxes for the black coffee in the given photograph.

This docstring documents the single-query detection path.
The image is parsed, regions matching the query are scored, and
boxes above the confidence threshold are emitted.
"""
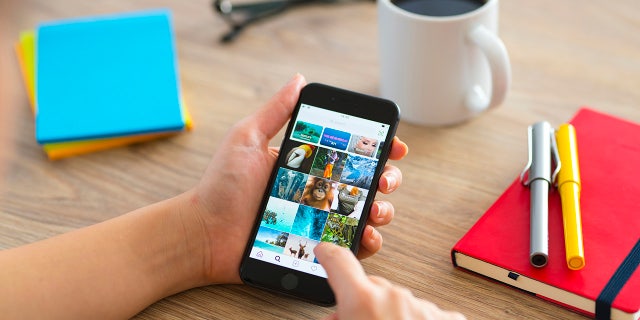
[392,0,486,16]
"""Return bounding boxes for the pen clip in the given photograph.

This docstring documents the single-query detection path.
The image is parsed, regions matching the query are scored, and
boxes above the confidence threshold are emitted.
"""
[520,122,561,187]
[520,125,533,186]
[550,128,561,186]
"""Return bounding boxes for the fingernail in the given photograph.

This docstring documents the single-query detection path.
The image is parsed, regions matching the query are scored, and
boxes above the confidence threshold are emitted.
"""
[377,202,387,219]
[385,174,397,191]
[288,73,303,85]
[370,226,379,240]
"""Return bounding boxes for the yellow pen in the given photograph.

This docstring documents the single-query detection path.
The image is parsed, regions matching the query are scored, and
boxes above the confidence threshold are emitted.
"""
[555,124,585,270]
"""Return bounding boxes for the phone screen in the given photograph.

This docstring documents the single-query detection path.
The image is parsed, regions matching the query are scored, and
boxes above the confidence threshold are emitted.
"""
[247,103,392,278]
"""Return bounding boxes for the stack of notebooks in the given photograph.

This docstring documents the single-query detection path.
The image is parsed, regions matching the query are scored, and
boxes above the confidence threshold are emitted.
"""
[452,108,639,319]
[15,9,193,160]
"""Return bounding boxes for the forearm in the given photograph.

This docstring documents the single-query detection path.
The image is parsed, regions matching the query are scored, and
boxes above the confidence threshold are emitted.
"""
[0,189,208,319]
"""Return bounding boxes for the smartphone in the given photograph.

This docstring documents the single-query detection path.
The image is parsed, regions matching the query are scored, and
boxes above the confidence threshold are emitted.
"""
[239,83,400,306]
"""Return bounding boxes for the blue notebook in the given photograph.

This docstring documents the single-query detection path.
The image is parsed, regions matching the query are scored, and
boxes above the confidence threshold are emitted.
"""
[35,9,186,144]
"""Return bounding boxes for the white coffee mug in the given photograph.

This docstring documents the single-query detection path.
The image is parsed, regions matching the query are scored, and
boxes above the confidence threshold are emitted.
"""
[378,0,511,126]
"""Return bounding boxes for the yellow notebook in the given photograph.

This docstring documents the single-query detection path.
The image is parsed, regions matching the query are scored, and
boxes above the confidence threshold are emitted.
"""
[15,30,193,160]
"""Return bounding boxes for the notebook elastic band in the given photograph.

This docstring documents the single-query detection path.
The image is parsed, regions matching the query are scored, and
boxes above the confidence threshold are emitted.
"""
[595,239,640,320]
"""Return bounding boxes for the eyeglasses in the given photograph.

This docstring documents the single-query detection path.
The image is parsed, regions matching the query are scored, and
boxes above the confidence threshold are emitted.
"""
[212,0,370,43]
[212,0,315,43]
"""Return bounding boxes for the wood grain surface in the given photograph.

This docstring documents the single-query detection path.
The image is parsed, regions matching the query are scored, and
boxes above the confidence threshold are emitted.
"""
[1,0,639,319]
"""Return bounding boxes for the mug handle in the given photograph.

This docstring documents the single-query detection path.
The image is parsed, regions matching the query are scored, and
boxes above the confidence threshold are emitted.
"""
[465,25,511,113]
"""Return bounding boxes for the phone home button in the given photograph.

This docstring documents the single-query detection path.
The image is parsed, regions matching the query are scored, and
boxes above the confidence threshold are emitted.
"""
[281,273,299,290]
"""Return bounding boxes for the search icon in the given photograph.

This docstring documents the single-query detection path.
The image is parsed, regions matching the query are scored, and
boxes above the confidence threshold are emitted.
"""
[275,256,281,262]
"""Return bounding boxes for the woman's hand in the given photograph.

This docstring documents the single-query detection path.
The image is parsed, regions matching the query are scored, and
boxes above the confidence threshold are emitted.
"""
[315,243,466,320]
[191,74,409,284]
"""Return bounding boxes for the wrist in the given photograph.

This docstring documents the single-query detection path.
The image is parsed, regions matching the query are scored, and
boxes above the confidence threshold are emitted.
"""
[188,182,248,285]
[162,189,213,290]
[134,189,213,297]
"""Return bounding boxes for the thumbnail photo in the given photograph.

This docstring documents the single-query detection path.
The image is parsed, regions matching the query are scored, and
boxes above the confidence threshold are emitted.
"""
[308,147,346,181]
[290,204,330,241]
[331,184,368,219]
[299,176,337,211]
[284,234,320,262]
[270,168,307,203]
[291,121,322,144]
[339,155,378,189]
[321,213,359,248]
[320,127,350,150]
[254,226,289,254]
[282,140,317,173]
[260,197,298,233]
[348,135,379,158]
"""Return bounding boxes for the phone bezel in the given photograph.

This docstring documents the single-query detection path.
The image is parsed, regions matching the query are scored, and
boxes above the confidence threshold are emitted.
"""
[239,83,400,306]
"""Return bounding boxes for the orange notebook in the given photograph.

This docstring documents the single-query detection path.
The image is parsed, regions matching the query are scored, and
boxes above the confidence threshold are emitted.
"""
[452,108,640,320]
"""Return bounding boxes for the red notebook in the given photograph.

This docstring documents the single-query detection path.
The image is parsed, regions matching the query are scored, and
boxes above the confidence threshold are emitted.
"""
[452,108,640,320]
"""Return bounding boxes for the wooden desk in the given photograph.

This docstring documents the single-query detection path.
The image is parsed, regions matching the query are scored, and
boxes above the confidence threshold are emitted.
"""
[1,0,638,319]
